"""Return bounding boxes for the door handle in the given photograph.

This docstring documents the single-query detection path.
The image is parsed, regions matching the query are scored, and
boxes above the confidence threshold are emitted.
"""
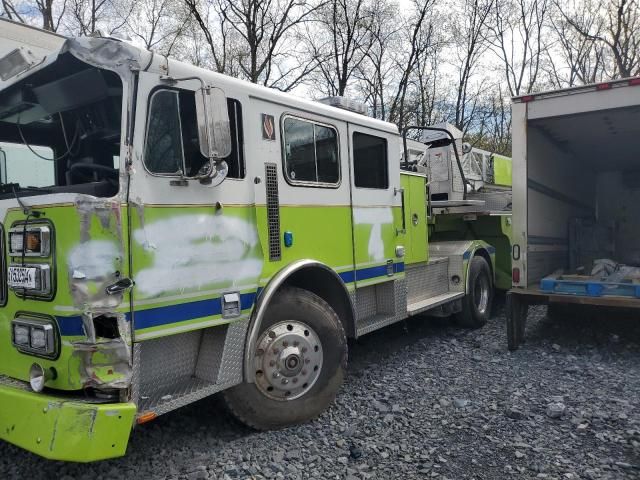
[105,277,134,295]
[394,187,406,235]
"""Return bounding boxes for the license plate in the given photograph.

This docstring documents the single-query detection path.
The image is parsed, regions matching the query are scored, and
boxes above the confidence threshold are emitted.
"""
[8,266,37,288]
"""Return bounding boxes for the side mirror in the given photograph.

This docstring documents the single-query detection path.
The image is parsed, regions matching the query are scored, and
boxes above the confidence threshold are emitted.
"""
[195,86,232,185]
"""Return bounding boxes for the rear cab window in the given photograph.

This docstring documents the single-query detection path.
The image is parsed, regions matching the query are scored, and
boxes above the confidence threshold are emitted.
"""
[282,116,339,186]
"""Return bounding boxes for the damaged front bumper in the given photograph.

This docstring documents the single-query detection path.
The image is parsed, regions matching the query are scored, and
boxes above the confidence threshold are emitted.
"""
[0,375,136,462]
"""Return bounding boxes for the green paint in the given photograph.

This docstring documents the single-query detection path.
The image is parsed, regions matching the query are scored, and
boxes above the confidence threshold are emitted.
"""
[0,201,130,390]
[493,154,512,187]
[401,173,428,264]
[0,383,135,462]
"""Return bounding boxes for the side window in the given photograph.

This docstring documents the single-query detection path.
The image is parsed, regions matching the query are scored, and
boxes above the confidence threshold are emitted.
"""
[145,90,184,175]
[145,89,245,179]
[353,132,388,189]
[283,117,339,185]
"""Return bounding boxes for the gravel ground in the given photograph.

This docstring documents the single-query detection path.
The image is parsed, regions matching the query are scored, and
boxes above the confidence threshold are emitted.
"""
[2,298,639,480]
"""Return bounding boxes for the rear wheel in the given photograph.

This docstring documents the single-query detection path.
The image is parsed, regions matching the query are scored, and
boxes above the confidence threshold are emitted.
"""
[223,287,347,430]
[455,256,493,328]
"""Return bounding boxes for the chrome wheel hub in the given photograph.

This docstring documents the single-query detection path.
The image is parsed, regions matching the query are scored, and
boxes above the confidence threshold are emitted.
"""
[254,320,323,400]
[474,275,490,315]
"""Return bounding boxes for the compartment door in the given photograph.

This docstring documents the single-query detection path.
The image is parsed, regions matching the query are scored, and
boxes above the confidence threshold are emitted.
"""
[401,173,428,265]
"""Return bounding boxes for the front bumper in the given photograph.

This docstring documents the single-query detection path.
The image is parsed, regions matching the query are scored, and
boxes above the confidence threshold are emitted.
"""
[0,375,136,462]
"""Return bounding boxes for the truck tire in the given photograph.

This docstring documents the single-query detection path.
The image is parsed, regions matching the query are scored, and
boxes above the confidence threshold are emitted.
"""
[223,286,347,430]
[455,256,493,329]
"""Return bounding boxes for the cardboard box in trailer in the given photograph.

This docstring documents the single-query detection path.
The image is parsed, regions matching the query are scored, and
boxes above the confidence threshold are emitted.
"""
[507,77,640,349]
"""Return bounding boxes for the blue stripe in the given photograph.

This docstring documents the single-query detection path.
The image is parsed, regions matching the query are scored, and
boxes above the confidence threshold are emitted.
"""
[339,262,404,283]
[54,262,404,336]
[56,315,85,336]
[463,251,471,260]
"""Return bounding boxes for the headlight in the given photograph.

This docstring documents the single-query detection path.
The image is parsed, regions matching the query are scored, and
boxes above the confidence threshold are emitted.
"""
[12,317,57,357]
[13,324,30,346]
[8,226,51,257]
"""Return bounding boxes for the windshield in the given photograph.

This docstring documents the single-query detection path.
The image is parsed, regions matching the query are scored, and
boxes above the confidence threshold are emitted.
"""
[0,143,55,188]
[0,54,123,199]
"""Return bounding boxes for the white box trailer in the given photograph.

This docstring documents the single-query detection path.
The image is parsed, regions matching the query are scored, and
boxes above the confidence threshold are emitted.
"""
[507,77,640,349]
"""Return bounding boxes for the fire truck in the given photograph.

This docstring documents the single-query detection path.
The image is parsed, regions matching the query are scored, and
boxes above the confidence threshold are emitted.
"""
[0,30,511,461]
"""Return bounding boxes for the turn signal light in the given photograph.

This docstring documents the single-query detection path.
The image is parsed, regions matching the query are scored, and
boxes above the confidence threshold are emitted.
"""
[137,411,158,424]
[8,225,51,257]
[512,268,521,284]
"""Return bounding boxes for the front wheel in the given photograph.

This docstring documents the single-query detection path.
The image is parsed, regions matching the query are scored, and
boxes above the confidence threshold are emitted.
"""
[454,256,494,328]
[223,286,347,430]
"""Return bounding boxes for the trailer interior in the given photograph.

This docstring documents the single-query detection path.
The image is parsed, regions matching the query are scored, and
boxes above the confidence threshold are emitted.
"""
[523,98,640,308]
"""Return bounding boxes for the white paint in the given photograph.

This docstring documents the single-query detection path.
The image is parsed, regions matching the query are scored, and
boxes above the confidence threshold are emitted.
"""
[68,240,120,279]
[133,213,263,297]
[353,207,393,261]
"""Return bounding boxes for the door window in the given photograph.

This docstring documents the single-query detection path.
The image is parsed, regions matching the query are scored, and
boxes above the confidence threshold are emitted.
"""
[353,132,388,189]
[144,89,245,178]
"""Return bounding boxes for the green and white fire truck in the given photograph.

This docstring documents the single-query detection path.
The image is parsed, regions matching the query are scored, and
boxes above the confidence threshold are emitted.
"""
[0,31,511,461]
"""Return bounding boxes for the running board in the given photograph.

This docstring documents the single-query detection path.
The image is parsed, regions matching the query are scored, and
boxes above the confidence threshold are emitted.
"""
[407,292,465,316]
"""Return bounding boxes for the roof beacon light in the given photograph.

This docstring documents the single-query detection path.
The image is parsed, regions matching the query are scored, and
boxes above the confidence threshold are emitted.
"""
[317,96,367,115]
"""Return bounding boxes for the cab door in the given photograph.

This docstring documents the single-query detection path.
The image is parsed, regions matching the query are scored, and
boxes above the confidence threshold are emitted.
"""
[348,124,403,286]
[127,72,260,341]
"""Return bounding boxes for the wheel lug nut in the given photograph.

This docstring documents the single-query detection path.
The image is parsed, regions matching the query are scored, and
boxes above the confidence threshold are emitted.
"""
[292,378,298,384]
[301,347,307,353]
[268,331,276,338]
[273,348,279,354]
[301,370,307,375]
[294,341,299,347]
[256,348,264,356]
[281,378,289,385]
[269,360,276,367]
[305,358,310,364]
[283,341,289,347]
[273,372,280,378]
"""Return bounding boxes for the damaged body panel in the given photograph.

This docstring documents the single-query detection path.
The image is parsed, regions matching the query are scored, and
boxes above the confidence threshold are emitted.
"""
[0,33,140,461]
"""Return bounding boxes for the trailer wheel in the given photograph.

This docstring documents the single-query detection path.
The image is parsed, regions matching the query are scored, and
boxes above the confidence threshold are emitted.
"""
[223,286,347,430]
[455,256,493,328]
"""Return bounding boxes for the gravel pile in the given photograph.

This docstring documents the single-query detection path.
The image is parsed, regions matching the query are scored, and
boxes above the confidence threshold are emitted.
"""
[2,299,639,479]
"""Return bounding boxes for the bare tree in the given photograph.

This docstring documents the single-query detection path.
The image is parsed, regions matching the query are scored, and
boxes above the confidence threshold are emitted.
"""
[562,0,639,78]
[1,0,26,23]
[310,0,376,96]
[184,0,319,89]
[65,0,116,35]
[37,0,67,30]
[545,0,607,87]
[386,0,436,129]
[121,0,187,55]
[218,0,319,86]
[488,0,549,96]
[450,0,493,133]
